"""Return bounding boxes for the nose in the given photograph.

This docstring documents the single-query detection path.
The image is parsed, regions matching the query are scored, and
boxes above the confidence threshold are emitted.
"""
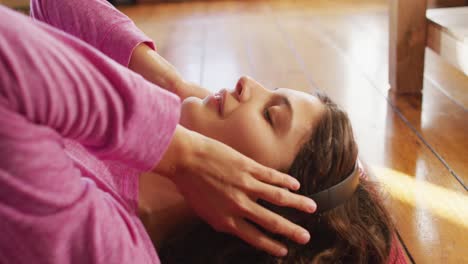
[234,76,249,102]
[234,75,268,102]
[222,76,270,117]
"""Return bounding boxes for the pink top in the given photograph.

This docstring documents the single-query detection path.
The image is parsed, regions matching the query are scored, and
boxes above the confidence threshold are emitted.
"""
[0,2,179,263]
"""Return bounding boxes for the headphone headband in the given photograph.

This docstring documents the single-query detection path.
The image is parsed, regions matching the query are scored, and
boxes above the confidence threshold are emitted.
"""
[309,162,360,213]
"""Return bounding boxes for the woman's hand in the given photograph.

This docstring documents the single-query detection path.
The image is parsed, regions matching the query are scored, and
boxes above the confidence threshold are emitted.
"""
[173,80,212,100]
[129,43,211,100]
[153,125,316,257]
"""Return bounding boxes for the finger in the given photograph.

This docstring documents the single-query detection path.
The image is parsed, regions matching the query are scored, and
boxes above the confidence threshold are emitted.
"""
[244,202,311,245]
[251,165,300,191]
[230,218,288,257]
[249,181,316,213]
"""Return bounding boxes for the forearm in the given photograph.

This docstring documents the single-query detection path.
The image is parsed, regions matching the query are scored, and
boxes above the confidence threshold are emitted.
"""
[129,43,211,99]
[152,125,197,177]
[129,43,185,97]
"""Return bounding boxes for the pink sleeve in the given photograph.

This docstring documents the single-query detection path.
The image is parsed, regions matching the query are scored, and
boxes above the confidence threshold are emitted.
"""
[0,6,178,263]
[30,0,155,66]
[1,6,179,171]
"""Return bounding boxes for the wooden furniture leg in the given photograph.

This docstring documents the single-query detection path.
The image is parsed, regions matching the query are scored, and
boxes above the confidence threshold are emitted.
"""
[389,0,428,94]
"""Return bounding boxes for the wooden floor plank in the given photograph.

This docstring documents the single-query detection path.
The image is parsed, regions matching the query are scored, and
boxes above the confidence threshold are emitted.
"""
[121,3,207,84]
[242,16,311,91]
[200,2,255,91]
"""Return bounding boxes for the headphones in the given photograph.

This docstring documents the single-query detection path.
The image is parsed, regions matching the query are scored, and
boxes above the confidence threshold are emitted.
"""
[308,161,361,213]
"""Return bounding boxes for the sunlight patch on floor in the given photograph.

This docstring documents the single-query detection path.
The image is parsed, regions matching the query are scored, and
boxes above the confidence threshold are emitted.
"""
[371,165,468,229]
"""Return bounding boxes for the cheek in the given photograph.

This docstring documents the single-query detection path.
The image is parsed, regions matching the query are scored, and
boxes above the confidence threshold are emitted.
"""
[180,98,213,133]
[219,115,281,168]
[180,99,199,130]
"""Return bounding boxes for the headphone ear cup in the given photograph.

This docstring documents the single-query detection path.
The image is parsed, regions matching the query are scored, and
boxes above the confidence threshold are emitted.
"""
[308,162,360,213]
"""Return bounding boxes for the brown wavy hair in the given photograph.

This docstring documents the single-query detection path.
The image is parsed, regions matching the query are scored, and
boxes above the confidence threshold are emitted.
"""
[159,92,395,264]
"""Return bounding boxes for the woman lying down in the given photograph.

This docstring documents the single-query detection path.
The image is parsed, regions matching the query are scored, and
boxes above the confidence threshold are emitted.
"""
[138,76,407,264]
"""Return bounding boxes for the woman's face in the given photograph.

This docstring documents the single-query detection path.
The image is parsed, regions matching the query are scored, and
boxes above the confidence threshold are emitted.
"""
[180,76,325,170]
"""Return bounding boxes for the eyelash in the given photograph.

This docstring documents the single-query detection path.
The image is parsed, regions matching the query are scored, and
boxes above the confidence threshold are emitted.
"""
[264,108,272,125]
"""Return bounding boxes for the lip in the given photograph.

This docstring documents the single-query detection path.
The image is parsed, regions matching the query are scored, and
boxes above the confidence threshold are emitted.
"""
[205,89,226,116]
[203,89,227,115]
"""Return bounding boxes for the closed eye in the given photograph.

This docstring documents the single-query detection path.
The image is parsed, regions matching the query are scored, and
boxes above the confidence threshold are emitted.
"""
[264,108,273,125]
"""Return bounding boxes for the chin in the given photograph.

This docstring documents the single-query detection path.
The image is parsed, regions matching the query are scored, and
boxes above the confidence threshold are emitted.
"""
[180,97,203,132]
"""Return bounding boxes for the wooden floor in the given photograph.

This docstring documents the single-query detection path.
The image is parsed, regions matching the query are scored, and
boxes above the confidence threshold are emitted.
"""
[120,1,468,263]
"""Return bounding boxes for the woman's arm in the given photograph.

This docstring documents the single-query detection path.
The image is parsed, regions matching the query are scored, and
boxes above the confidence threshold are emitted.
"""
[129,43,211,99]
[30,0,210,99]
[2,6,180,177]
[0,6,180,263]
